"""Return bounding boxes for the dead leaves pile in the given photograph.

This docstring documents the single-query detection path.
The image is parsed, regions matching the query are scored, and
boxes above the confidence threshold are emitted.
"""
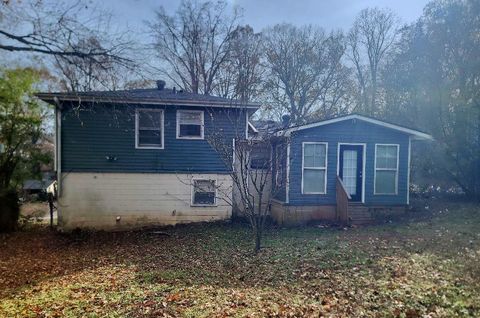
[0,201,479,317]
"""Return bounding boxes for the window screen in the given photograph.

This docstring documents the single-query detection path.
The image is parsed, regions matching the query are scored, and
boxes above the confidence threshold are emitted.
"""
[303,143,327,193]
[193,180,216,205]
[375,145,398,194]
[177,110,203,138]
[136,109,163,148]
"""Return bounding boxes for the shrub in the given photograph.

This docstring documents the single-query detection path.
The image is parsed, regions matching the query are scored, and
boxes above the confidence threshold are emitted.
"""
[0,189,20,232]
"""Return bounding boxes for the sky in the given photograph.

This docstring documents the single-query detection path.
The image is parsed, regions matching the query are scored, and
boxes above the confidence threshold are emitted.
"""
[107,0,431,34]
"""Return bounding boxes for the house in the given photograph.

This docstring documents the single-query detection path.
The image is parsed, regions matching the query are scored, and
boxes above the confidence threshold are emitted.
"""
[270,114,432,225]
[38,82,432,230]
[37,82,259,230]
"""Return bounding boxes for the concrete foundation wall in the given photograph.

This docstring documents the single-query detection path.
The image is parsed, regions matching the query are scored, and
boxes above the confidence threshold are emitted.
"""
[58,172,233,230]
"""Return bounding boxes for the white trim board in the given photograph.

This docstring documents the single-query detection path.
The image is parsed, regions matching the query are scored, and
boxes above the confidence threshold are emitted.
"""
[248,121,258,133]
[277,114,433,140]
[407,137,411,205]
[337,143,366,203]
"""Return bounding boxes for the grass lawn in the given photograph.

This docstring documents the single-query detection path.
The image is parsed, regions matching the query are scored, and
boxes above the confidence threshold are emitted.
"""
[0,200,479,317]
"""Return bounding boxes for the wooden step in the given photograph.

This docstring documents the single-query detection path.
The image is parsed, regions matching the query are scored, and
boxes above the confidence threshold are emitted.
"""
[348,203,374,224]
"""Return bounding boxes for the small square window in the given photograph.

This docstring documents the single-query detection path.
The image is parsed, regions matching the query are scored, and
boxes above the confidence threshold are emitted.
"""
[177,110,204,139]
[192,179,216,206]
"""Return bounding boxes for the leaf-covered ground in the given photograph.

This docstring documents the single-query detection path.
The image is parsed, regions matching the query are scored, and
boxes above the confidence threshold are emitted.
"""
[1,200,479,317]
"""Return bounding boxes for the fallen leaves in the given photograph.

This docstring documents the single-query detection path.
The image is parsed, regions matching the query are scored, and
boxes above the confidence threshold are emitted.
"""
[0,200,479,317]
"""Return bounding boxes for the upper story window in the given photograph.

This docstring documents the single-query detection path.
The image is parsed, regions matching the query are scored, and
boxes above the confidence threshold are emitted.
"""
[374,144,399,195]
[302,142,328,194]
[135,109,164,149]
[177,110,204,139]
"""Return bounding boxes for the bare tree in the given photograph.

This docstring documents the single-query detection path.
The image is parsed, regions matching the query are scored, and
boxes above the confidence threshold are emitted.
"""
[263,24,348,124]
[0,1,133,73]
[213,25,264,103]
[347,7,399,115]
[206,115,287,253]
[150,0,241,94]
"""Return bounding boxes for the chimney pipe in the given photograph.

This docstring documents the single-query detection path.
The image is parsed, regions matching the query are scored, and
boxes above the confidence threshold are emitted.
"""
[156,80,166,90]
[282,114,291,127]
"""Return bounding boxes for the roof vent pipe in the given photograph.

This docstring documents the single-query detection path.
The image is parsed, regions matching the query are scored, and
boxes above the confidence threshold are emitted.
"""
[282,114,291,127]
[156,80,166,90]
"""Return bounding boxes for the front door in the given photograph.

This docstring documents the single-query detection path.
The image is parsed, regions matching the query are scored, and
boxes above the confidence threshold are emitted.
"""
[339,145,363,202]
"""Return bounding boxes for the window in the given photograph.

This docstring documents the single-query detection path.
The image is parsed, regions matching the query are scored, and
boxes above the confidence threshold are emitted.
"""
[177,110,204,139]
[302,142,327,194]
[250,146,270,170]
[192,179,216,206]
[136,109,163,149]
[375,144,399,194]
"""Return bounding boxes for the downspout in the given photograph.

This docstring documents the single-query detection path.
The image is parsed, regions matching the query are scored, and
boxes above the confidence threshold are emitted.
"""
[54,97,62,197]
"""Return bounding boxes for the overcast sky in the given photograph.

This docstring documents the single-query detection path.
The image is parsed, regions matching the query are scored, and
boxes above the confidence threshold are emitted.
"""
[108,0,431,34]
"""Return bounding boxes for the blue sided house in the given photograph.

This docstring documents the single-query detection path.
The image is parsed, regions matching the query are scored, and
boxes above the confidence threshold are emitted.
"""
[37,82,259,230]
[270,114,432,225]
[38,82,432,230]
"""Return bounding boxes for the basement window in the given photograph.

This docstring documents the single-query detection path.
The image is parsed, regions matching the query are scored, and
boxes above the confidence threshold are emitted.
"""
[192,179,216,206]
[135,109,164,149]
[177,110,204,139]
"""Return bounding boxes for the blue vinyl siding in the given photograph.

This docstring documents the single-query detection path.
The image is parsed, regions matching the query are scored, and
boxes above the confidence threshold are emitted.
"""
[61,103,246,173]
[287,119,410,206]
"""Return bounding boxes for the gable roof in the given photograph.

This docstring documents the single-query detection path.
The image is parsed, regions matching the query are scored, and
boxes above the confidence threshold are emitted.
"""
[276,114,433,140]
[36,88,260,110]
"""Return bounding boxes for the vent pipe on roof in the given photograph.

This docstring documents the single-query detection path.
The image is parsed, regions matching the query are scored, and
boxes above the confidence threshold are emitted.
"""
[282,114,291,127]
[156,80,166,90]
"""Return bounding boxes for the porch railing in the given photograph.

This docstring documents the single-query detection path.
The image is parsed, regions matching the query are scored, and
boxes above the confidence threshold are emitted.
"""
[336,175,351,224]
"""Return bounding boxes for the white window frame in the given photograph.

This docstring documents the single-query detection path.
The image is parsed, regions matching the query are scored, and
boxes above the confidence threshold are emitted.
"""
[191,178,217,207]
[336,143,366,203]
[176,110,204,140]
[135,108,164,149]
[374,144,399,195]
[302,142,328,195]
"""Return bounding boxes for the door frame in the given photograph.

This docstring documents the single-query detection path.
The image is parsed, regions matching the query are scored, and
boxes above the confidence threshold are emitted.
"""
[337,143,366,203]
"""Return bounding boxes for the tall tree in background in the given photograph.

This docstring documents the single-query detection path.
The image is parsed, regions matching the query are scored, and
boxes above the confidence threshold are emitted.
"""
[150,0,241,95]
[54,37,117,92]
[0,68,49,190]
[0,0,134,90]
[263,24,348,124]
[347,8,399,115]
[383,0,480,199]
[213,25,264,103]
